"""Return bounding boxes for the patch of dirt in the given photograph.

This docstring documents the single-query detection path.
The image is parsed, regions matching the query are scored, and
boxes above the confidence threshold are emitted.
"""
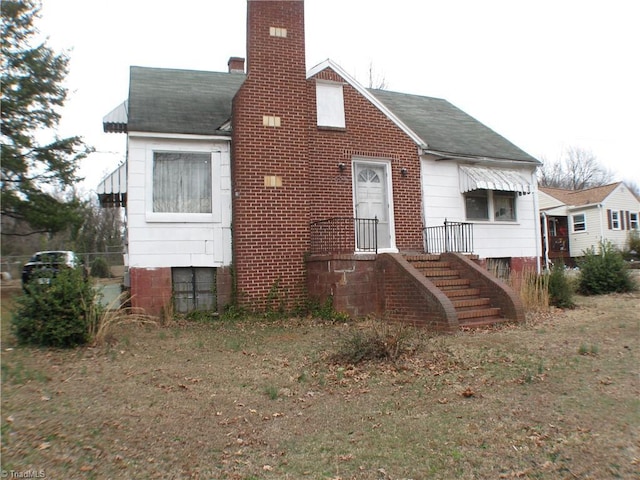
[1,289,638,479]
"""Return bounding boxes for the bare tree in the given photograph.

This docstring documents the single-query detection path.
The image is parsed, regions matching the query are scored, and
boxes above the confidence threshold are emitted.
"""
[625,180,640,198]
[367,61,388,90]
[538,147,614,190]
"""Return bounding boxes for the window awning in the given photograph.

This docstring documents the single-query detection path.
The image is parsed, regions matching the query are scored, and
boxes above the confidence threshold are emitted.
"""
[97,162,127,208]
[103,101,128,133]
[459,165,534,194]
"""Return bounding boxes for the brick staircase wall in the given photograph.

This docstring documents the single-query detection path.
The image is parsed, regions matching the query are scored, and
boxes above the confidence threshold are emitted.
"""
[441,253,525,324]
[375,253,458,330]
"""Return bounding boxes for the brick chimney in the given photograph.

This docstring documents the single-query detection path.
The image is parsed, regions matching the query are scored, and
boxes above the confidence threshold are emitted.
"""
[227,56,245,73]
[231,0,310,311]
[245,0,306,79]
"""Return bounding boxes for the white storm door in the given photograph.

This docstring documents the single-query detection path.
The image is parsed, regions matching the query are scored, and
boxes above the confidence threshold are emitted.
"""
[354,162,392,250]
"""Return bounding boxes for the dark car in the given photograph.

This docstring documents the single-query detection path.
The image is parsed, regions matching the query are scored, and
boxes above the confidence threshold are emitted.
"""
[21,250,86,290]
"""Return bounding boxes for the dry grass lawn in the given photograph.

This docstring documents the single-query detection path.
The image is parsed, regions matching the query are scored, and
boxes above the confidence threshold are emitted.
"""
[1,281,639,479]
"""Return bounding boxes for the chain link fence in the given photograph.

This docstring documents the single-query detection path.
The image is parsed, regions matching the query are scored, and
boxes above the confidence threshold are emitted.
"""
[1,250,125,281]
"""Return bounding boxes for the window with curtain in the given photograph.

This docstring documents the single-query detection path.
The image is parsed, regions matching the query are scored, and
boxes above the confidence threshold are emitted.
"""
[153,152,212,213]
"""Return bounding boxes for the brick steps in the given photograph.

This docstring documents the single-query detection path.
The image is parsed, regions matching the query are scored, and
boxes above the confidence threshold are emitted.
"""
[406,254,506,329]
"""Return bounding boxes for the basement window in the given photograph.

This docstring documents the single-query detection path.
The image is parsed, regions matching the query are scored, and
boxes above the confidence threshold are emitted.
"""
[172,267,217,313]
[316,81,345,128]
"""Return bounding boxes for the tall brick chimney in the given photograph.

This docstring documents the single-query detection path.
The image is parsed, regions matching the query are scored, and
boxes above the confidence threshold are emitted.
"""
[231,0,310,311]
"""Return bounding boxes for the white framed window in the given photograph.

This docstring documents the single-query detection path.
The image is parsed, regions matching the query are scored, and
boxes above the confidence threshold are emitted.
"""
[464,190,517,222]
[464,190,489,220]
[610,210,621,230]
[494,192,516,221]
[153,152,212,213]
[573,213,586,232]
[630,212,639,230]
[316,81,345,128]
[144,143,222,223]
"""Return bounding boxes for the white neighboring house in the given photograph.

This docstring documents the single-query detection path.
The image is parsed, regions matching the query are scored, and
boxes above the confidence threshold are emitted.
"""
[539,182,640,265]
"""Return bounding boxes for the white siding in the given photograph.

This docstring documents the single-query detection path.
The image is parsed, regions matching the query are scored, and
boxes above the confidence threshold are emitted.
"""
[126,136,232,269]
[421,156,540,260]
[569,206,604,256]
[568,184,640,256]
[600,184,640,251]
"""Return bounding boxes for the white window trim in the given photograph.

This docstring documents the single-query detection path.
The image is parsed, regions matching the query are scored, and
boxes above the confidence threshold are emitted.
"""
[316,80,346,128]
[610,210,621,230]
[464,190,518,223]
[145,142,222,223]
[572,213,587,233]
[630,212,639,230]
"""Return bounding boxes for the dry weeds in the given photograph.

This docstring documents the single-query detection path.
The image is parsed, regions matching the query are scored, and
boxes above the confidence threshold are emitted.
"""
[1,282,638,479]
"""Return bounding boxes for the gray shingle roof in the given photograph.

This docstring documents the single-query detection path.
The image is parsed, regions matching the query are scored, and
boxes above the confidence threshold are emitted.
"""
[368,89,539,164]
[128,66,245,135]
[126,66,538,164]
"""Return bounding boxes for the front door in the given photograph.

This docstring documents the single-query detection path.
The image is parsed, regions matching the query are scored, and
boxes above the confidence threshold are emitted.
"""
[354,162,392,250]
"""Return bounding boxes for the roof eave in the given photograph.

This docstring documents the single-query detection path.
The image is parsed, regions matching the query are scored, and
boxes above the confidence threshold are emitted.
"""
[421,148,541,166]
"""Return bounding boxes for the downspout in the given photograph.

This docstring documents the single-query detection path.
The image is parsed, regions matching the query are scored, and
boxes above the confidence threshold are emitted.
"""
[542,212,550,270]
[532,176,542,274]
[598,203,605,251]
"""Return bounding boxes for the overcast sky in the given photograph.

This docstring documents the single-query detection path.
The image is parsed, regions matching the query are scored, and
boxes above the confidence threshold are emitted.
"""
[36,0,640,195]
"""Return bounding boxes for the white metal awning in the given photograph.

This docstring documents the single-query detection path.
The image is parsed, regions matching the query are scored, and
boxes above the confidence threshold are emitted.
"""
[103,100,128,133]
[459,165,534,194]
[97,162,127,208]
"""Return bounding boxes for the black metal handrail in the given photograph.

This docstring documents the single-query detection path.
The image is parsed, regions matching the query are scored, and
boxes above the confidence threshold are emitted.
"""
[423,219,474,254]
[310,217,378,254]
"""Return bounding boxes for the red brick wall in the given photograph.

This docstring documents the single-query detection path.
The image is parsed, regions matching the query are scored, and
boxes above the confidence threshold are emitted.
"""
[308,68,424,252]
[232,0,310,310]
[232,0,425,311]
[129,267,172,318]
[306,254,380,318]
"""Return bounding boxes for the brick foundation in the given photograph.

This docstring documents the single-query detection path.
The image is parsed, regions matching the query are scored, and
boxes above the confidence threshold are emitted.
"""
[306,254,379,318]
[129,267,172,318]
[129,266,234,318]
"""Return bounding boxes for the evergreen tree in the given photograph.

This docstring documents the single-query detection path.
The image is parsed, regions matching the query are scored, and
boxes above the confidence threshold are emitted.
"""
[1,0,93,238]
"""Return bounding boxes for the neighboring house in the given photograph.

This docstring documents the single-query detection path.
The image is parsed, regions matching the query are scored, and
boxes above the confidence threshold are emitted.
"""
[539,182,640,266]
[97,0,540,327]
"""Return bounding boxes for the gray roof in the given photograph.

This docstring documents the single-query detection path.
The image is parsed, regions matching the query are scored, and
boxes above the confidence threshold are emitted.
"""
[369,89,539,164]
[128,66,245,135]
[125,66,537,163]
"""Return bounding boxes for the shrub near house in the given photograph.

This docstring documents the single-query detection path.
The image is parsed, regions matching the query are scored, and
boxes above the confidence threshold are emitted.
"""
[13,267,98,348]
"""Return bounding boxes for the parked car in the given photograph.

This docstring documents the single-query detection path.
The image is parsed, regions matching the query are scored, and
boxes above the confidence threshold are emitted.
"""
[21,251,87,290]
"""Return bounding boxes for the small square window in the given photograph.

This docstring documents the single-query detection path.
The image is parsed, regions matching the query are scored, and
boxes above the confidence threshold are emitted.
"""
[573,213,586,232]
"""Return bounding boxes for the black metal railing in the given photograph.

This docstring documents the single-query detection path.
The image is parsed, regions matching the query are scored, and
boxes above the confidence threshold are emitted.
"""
[310,217,378,254]
[423,219,474,254]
